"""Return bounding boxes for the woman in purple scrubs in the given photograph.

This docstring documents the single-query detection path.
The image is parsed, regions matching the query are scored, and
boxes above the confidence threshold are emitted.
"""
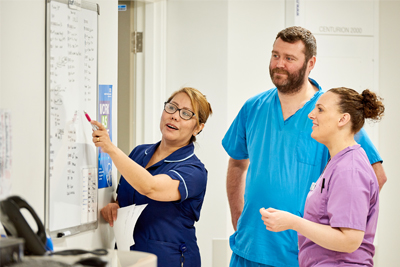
[260,87,384,267]
[91,87,212,267]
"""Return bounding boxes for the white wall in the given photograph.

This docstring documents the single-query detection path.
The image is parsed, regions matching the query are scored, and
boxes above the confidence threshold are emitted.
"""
[375,1,400,265]
[1,0,47,221]
[227,1,283,122]
[0,0,118,251]
[166,2,230,266]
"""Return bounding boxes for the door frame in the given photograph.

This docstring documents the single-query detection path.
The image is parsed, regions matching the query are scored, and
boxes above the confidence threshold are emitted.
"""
[134,0,167,146]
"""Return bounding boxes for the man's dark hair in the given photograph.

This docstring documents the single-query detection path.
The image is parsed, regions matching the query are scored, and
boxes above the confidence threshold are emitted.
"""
[276,26,317,61]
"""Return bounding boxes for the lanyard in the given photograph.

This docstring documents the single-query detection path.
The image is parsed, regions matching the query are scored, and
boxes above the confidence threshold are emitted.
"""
[179,243,187,267]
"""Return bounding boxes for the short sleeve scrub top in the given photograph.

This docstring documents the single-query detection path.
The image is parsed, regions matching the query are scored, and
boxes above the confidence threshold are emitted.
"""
[117,141,208,267]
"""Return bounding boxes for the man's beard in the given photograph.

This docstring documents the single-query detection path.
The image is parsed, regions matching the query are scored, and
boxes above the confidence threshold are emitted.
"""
[269,61,308,95]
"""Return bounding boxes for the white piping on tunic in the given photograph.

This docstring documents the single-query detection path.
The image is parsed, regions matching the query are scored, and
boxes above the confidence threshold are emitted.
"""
[164,153,195,163]
[169,170,188,200]
[144,148,194,163]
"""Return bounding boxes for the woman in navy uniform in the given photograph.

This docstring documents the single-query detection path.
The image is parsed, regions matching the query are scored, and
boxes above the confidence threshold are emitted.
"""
[91,87,212,267]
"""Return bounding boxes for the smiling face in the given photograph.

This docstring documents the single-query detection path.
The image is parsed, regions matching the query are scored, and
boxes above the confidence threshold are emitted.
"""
[308,92,344,145]
[160,92,201,147]
[269,38,314,94]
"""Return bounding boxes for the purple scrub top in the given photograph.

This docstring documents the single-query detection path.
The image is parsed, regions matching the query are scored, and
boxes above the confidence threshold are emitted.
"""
[298,145,379,267]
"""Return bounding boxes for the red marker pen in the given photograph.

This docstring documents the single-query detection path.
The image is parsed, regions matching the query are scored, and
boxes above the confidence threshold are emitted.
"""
[84,110,99,130]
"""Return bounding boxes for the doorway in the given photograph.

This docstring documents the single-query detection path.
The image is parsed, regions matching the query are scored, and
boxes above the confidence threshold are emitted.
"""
[118,1,136,156]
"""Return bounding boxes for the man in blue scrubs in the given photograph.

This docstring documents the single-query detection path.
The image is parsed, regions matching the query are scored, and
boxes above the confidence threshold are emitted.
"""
[222,26,387,267]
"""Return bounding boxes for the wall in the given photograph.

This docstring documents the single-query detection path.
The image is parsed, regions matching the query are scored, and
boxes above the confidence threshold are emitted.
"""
[375,1,400,265]
[0,0,118,251]
[166,2,230,266]
[1,0,46,221]
[227,1,283,121]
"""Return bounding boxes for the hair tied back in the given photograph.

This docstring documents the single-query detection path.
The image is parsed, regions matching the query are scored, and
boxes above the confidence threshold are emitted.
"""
[361,89,385,120]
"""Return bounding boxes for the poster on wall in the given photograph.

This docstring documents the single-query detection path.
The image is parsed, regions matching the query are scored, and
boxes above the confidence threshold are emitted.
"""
[98,85,113,188]
[0,109,12,201]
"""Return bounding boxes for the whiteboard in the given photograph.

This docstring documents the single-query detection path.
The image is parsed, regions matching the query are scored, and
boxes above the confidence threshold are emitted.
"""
[45,0,99,237]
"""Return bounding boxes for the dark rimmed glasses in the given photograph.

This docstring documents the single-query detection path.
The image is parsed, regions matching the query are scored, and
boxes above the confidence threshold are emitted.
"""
[164,102,196,120]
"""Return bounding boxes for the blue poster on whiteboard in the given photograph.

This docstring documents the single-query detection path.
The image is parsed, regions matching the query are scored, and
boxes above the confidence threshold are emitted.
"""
[98,85,113,188]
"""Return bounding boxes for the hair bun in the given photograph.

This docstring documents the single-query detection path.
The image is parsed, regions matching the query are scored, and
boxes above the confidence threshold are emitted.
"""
[361,89,384,120]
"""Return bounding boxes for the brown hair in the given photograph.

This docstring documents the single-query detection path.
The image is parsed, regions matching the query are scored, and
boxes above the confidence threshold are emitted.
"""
[329,87,385,133]
[167,87,213,142]
[276,26,317,62]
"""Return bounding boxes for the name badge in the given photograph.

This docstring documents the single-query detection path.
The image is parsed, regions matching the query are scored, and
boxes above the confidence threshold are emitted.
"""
[310,182,316,191]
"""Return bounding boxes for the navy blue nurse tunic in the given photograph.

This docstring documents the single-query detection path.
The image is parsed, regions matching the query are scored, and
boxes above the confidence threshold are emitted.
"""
[117,141,208,267]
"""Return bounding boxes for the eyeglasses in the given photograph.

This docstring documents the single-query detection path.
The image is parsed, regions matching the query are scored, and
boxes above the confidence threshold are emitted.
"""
[164,102,196,120]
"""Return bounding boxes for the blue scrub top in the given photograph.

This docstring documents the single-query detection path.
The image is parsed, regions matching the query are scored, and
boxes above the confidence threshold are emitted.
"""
[117,141,207,267]
[222,78,382,267]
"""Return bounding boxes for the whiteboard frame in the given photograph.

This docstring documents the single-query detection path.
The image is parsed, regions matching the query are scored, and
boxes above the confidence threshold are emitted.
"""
[45,0,100,238]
